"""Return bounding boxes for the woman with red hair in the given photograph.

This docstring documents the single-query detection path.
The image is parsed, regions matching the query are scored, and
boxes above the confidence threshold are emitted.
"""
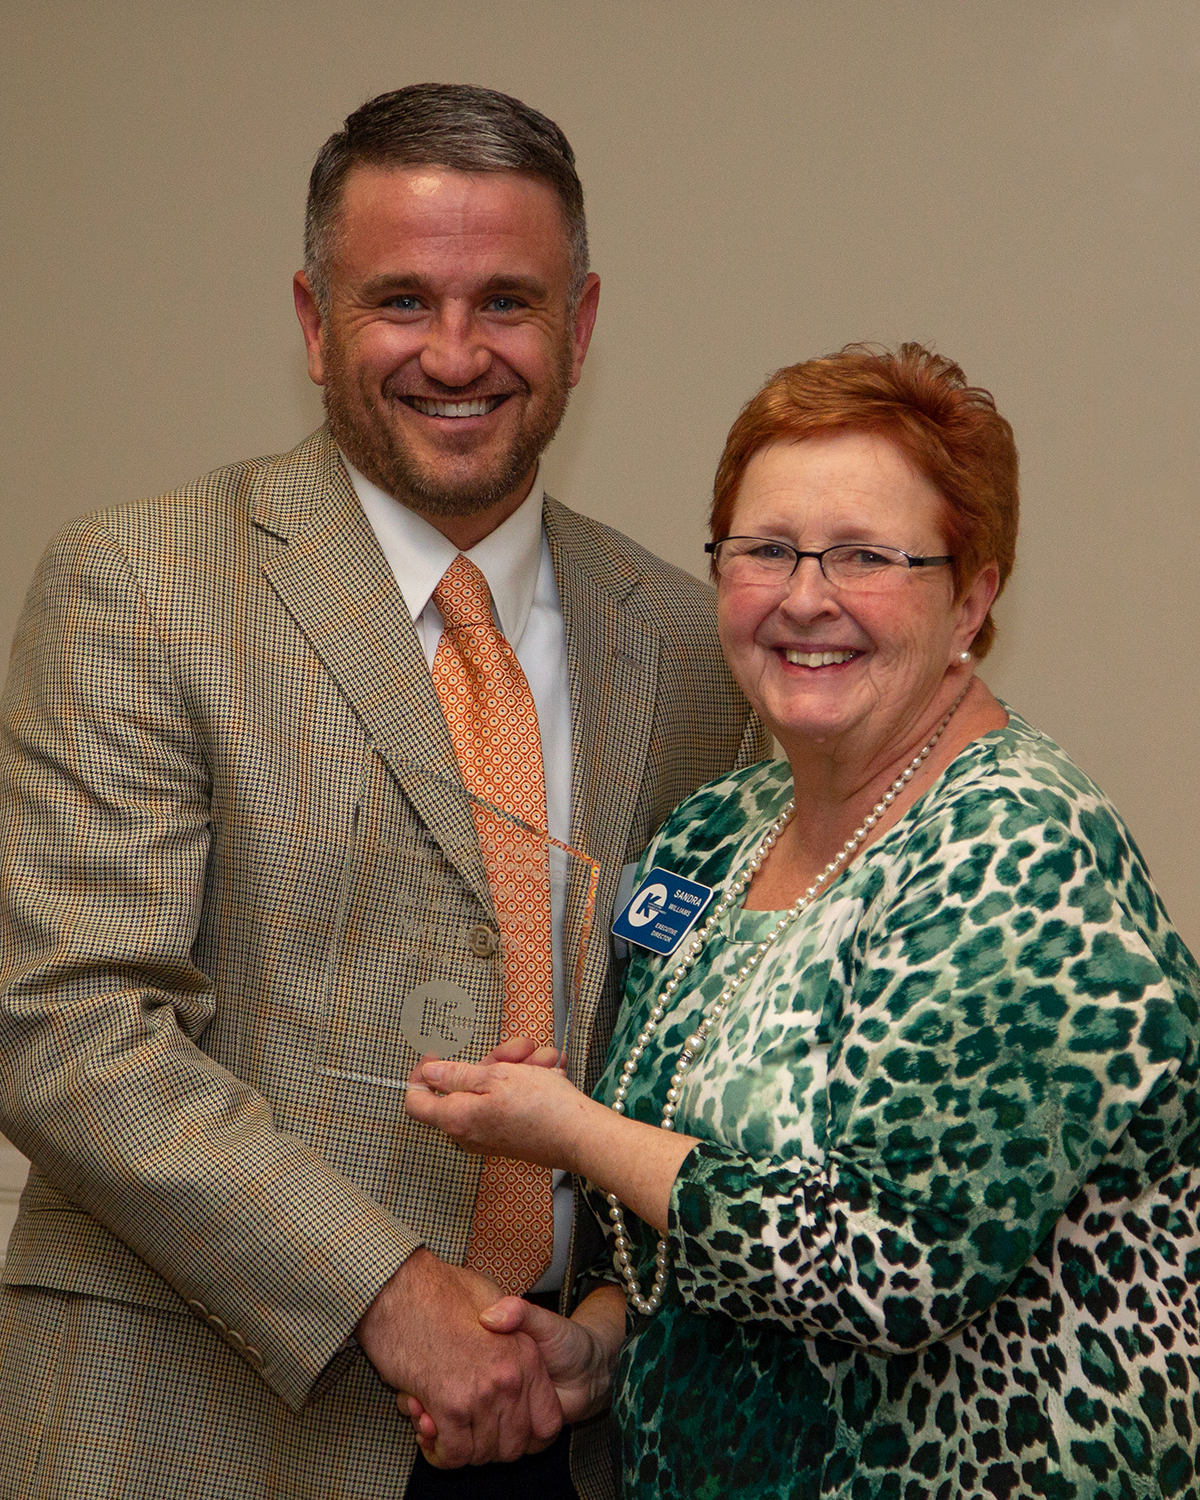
[409,344,1200,1499]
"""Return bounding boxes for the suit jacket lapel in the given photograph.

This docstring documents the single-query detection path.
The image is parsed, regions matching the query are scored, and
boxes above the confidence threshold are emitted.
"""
[544,499,659,1074]
[254,430,492,913]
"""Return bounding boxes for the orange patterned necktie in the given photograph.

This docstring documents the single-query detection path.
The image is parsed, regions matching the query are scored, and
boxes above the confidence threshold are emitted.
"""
[430,554,554,1296]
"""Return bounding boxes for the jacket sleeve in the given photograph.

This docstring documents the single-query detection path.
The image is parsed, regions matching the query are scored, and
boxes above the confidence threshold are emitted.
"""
[664,794,1200,1351]
[0,521,420,1411]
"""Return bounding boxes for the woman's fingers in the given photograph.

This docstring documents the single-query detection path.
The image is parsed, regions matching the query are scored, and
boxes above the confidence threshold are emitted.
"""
[416,1058,481,1094]
[476,1295,528,1334]
[480,1036,538,1065]
[405,1069,486,1150]
[480,1036,561,1067]
[523,1044,562,1069]
[479,1297,574,1355]
[397,1391,438,1442]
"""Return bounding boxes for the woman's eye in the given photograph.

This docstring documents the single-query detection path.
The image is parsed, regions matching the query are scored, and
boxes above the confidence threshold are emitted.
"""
[750,543,791,562]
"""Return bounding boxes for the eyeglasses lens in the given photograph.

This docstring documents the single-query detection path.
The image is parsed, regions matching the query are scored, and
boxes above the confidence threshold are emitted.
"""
[716,541,908,592]
[824,547,907,589]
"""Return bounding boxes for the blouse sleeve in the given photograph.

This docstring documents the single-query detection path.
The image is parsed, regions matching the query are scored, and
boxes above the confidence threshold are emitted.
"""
[667,783,1200,1350]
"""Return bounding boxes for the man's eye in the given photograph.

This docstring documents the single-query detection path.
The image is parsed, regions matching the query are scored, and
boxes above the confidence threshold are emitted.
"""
[486,296,523,313]
[387,295,423,312]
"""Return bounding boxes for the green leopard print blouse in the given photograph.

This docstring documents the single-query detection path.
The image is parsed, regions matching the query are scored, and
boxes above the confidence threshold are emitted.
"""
[589,712,1200,1500]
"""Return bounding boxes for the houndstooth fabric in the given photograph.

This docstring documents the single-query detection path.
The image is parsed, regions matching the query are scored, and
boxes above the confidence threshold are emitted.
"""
[0,426,769,1499]
[431,554,554,1295]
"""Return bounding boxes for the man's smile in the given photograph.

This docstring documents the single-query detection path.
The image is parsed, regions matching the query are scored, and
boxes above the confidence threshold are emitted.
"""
[403,395,510,419]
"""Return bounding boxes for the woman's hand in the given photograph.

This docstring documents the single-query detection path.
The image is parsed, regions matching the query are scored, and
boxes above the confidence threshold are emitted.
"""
[402,1285,627,1462]
[406,1036,701,1234]
[479,1287,625,1423]
[405,1049,598,1173]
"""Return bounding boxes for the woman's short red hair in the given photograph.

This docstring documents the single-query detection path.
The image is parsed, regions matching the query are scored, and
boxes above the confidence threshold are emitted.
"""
[710,343,1019,658]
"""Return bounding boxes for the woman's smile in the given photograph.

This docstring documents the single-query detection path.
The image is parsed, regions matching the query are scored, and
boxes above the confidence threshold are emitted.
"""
[781,647,860,668]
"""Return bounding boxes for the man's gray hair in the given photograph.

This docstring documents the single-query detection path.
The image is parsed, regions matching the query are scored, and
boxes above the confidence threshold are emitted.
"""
[304,84,589,314]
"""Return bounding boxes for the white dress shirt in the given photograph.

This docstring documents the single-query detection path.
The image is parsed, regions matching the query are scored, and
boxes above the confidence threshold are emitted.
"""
[347,458,574,1292]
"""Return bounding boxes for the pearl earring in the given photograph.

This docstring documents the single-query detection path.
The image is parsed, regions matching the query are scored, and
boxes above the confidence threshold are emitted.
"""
[959,651,972,664]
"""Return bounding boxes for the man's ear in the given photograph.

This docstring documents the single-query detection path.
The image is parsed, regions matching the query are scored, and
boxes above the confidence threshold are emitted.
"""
[293,271,327,386]
[568,273,601,387]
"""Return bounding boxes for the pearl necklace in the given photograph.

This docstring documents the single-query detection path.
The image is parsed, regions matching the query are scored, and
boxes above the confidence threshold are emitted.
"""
[605,685,970,1314]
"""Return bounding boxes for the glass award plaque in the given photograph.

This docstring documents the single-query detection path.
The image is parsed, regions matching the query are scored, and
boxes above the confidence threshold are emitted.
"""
[315,760,600,1090]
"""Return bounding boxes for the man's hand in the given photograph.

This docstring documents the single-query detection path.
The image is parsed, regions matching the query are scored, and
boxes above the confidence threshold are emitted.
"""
[355,1249,562,1467]
[405,1285,627,1458]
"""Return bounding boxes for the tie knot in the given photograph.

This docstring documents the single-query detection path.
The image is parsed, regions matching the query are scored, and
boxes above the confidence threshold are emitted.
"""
[432,554,494,631]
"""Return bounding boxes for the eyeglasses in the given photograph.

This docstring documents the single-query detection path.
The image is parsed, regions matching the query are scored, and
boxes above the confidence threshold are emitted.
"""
[704,537,954,593]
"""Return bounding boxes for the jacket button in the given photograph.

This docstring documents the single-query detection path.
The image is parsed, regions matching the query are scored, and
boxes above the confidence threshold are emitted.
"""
[228,1329,246,1350]
[466,924,500,958]
[208,1315,227,1334]
[187,1299,207,1316]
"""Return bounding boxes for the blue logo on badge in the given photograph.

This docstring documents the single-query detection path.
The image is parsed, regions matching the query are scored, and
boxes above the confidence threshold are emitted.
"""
[612,867,714,956]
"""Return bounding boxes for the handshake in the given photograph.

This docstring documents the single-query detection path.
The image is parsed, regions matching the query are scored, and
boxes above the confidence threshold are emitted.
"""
[356,1247,625,1469]
[355,1039,640,1467]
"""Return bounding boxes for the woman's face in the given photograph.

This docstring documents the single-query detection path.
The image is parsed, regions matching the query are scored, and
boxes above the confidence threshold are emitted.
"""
[717,430,995,770]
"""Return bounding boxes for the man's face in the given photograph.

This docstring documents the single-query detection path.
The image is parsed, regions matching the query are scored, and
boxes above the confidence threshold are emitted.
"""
[294,166,599,537]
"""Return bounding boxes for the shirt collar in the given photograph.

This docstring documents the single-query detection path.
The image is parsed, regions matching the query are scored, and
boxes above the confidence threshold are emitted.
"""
[343,457,546,644]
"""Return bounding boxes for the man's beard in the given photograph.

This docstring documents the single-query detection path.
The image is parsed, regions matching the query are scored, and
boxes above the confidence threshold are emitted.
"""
[323,344,574,519]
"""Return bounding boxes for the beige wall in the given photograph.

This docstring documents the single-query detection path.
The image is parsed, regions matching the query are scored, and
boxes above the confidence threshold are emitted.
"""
[2,0,1197,1003]
[0,1139,24,1263]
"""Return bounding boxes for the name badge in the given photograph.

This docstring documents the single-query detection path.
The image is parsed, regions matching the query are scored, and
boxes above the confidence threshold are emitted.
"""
[611,867,714,956]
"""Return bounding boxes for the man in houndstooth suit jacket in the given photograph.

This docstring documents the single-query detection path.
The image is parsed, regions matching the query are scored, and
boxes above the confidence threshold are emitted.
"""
[0,86,765,1498]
